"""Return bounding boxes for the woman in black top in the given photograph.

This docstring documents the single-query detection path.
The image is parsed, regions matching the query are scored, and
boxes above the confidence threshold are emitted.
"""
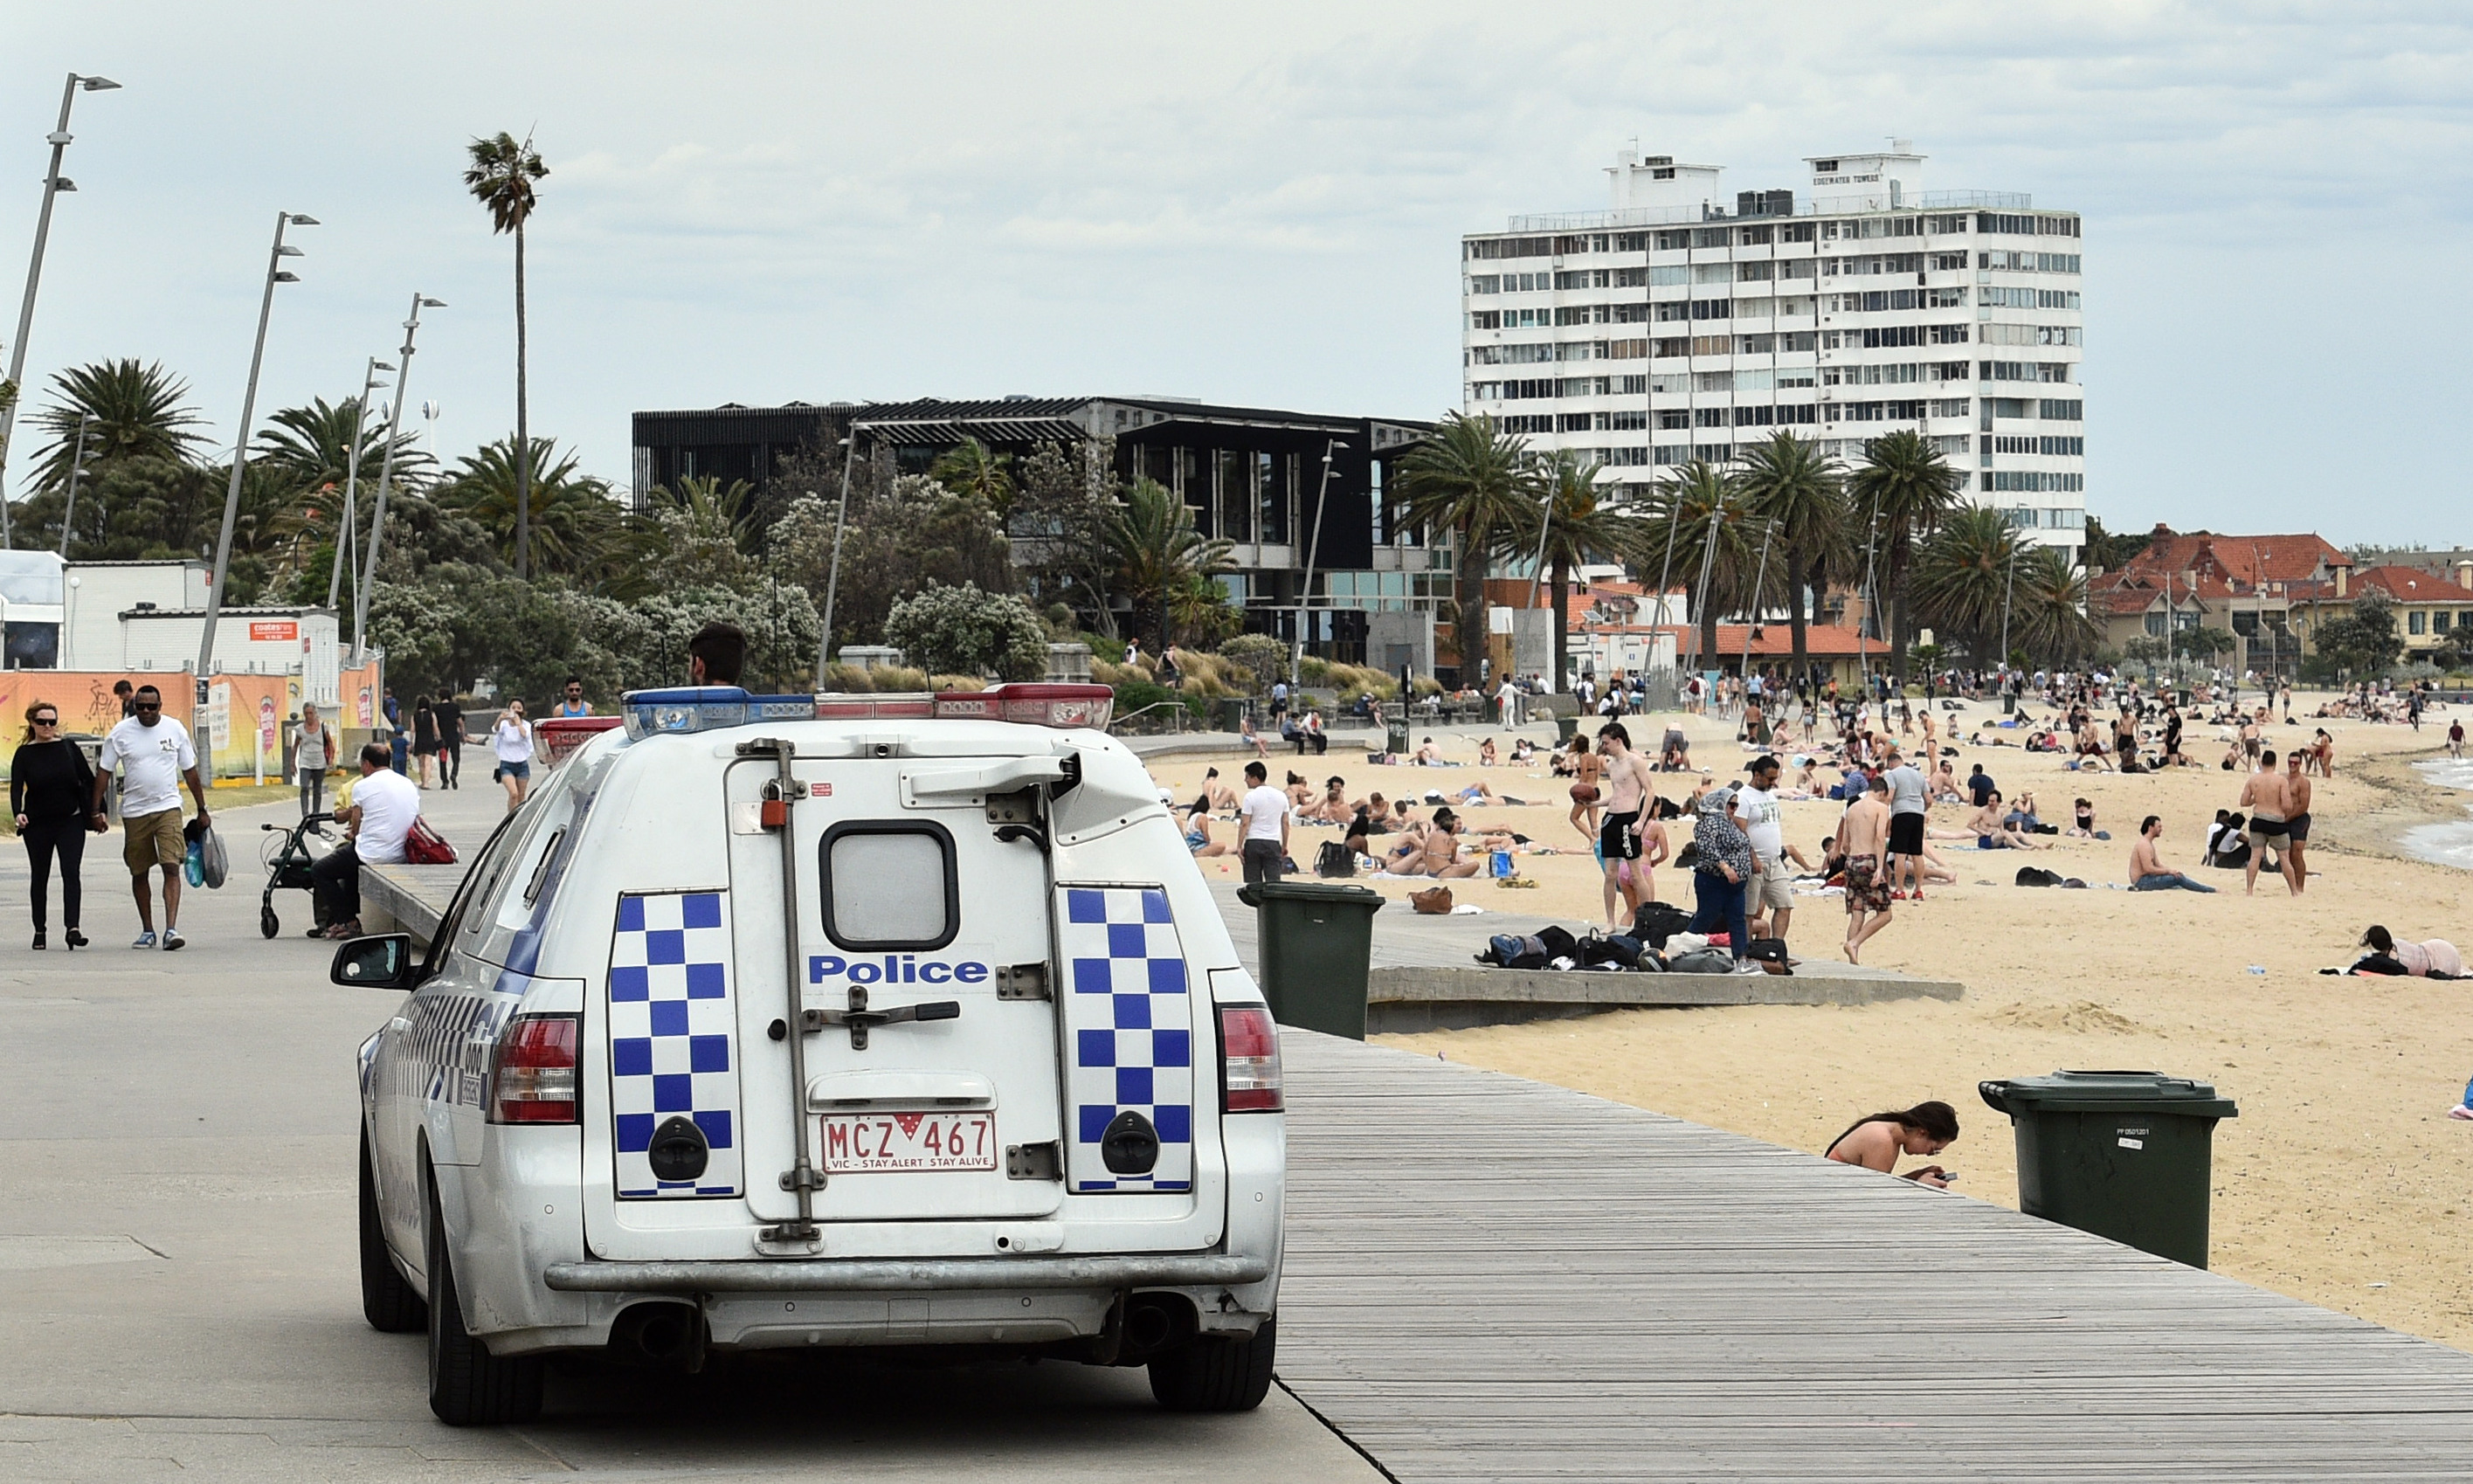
[431,695,463,790]
[411,693,439,789]
[11,699,104,949]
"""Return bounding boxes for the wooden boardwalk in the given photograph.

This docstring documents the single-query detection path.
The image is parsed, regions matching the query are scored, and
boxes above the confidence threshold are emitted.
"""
[1276,1034,2473,1481]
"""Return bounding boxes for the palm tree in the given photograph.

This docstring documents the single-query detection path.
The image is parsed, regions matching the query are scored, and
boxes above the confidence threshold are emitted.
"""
[464,131,549,581]
[643,474,760,552]
[436,436,618,576]
[1394,412,1535,683]
[1845,429,1965,680]
[929,438,1015,518]
[1528,451,1634,691]
[1732,430,1848,680]
[1104,477,1232,656]
[1907,505,2021,662]
[28,360,206,489]
[2007,544,2100,666]
[1644,459,1758,666]
[253,397,425,493]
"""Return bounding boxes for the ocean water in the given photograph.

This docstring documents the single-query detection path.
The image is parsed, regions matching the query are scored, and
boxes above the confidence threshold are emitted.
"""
[2405,758,2473,870]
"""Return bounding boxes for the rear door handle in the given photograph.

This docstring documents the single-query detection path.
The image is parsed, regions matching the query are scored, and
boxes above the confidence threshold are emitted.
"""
[801,989,960,1050]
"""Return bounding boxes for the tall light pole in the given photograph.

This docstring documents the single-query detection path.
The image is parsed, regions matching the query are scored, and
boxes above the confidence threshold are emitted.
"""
[0,72,120,546]
[196,211,317,769]
[354,294,445,661]
[55,411,93,556]
[1290,438,1346,694]
[1688,487,1730,674]
[328,356,392,611]
[2000,535,2023,672]
[814,431,858,689]
[1741,516,1777,681]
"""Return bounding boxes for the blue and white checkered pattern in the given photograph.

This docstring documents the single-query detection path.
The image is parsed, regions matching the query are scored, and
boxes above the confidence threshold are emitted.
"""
[608,890,743,1198]
[1060,885,1194,1193]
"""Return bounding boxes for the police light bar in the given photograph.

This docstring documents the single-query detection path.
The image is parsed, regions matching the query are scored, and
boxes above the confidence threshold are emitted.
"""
[619,687,823,741]
[931,683,1113,728]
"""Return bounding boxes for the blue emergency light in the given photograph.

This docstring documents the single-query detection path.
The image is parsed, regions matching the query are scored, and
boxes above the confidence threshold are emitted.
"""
[618,687,820,741]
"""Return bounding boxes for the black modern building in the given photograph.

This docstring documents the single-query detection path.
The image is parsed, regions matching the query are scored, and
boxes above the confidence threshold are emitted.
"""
[631,396,1440,662]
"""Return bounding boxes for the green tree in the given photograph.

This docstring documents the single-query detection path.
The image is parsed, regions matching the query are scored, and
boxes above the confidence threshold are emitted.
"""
[435,437,620,577]
[464,131,549,580]
[883,581,1050,679]
[26,359,207,492]
[1217,632,1289,694]
[1103,477,1232,657]
[2173,625,2237,662]
[1732,430,1848,679]
[1846,430,1965,679]
[2007,545,2100,666]
[1908,505,2021,662]
[1644,459,1758,666]
[929,438,1016,519]
[2082,514,2152,573]
[1528,451,1634,690]
[1394,412,1535,680]
[1012,438,1118,636]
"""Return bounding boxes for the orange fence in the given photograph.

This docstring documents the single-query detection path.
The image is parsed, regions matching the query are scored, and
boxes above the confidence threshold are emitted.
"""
[0,660,383,781]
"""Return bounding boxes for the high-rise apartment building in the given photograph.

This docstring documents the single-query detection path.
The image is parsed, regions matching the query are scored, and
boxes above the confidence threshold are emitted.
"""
[1461,144,2087,561]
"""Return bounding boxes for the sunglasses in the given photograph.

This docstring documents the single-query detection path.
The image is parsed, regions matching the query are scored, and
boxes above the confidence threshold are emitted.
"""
[32,716,58,727]
[134,702,161,712]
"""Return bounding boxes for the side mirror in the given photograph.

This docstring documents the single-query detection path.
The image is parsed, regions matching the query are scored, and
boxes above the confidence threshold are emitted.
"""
[331,933,417,990]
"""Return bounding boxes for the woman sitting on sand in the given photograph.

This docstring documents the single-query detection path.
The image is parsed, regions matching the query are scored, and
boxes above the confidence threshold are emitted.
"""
[1824,1101,1959,1189]
[1184,804,1233,859]
[1509,737,1537,764]
[2350,926,2466,978]
[1284,771,1315,811]
[1479,737,1499,767]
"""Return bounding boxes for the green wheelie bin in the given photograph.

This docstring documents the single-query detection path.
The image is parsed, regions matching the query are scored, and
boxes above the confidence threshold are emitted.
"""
[1236,880,1382,1039]
[1385,719,1411,758]
[1979,1071,2238,1268]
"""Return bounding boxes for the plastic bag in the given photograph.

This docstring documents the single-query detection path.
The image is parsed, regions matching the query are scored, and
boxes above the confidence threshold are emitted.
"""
[184,838,205,888]
[199,823,228,888]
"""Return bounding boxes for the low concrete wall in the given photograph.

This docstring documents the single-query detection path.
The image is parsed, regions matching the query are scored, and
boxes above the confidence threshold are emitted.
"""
[1364,962,1964,1033]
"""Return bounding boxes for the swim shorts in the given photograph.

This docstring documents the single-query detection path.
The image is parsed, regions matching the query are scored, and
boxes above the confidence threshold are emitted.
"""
[2251,812,2288,839]
[1600,810,1641,862]
[1887,811,1925,856]
[2285,811,2311,842]
[1843,852,1891,914]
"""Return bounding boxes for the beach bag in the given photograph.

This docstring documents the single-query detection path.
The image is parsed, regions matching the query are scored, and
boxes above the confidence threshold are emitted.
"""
[404,818,459,866]
[1476,933,1547,970]
[1668,948,1734,974]
[1314,840,1356,879]
[1744,936,1790,964]
[1536,924,1580,962]
[1578,933,1645,970]
[1408,886,1454,915]
[1630,901,1692,948]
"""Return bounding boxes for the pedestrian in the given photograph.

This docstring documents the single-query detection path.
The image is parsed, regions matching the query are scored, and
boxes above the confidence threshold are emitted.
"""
[491,699,535,814]
[91,682,211,950]
[112,679,136,719]
[1881,746,1929,901]
[431,693,465,790]
[411,694,439,789]
[687,620,746,686]
[2282,750,2313,895]
[1237,760,1288,885]
[553,676,593,718]
[311,742,425,939]
[1839,774,1896,963]
[1686,783,1758,973]
[389,701,411,776]
[1594,722,1655,931]
[292,701,337,818]
[13,700,105,950]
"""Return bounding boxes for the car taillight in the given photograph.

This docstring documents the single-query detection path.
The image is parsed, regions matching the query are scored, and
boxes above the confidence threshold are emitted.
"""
[933,683,1114,729]
[1219,1005,1283,1113]
[488,1014,580,1124]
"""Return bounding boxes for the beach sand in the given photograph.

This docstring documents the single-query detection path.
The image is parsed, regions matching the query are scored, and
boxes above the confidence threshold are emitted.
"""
[1145,695,2473,1351]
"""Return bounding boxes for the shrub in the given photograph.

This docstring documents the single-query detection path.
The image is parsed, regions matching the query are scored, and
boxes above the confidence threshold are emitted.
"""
[1218,634,1288,694]
[822,663,875,694]
[882,581,1050,680]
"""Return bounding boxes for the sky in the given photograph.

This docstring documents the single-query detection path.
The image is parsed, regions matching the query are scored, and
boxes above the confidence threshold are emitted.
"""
[2,1,2467,542]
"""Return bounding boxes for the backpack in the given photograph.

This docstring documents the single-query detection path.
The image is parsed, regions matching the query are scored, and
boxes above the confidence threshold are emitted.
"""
[1314,840,1356,878]
[405,818,459,866]
[1536,924,1580,962]
[1476,933,1549,970]
[1629,901,1692,948]
[1578,933,1645,970]
[1743,936,1790,964]
[2014,866,2063,887]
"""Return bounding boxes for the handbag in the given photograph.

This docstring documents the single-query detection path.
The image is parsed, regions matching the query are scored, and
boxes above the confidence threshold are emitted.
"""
[1407,886,1454,915]
[404,817,459,865]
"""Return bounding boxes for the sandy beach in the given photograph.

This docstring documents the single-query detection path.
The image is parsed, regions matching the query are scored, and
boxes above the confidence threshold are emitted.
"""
[1144,693,2473,1352]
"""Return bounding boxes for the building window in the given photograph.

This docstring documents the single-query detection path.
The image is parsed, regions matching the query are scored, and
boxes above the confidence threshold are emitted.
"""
[2410,609,2428,635]
[1217,450,1252,543]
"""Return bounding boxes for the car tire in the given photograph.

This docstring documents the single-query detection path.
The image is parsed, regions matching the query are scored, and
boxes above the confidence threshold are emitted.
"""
[358,1129,425,1333]
[425,1165,543,1425]
[1148,1315,1276,1412]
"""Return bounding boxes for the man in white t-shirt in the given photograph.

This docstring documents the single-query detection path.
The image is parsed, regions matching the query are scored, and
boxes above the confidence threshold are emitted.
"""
[93,682,211,951]
[1736,754,1811,942]
[1236,760,1289,885]
[312,742,426,939]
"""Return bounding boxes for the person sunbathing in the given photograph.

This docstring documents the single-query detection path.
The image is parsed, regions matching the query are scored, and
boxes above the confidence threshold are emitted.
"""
[1453,778,1527,807]
[1184,804,1233,859]
[2350,925,2465,977]
[1413,737,1447,766]
[1968,793,2045,850]
[1302,777,1353,824]
[1411,808,1485,879]
[1478,737,1499,767]
[1200,768,1240,813]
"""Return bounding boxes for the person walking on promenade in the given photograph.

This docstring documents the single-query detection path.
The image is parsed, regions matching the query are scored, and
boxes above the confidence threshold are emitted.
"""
[13,701,105,949]
[92,683,211,950]
[293,701,336,818]
[491,699,535,814]
[411,694,439,789]
[431,694,465,790]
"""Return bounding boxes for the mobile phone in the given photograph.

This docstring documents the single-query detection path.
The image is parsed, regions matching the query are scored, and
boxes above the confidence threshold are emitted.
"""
[1938,1170,1958,1182]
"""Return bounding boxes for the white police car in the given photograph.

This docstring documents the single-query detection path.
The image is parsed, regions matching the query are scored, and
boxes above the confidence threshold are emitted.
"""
[337,684,1285,1425]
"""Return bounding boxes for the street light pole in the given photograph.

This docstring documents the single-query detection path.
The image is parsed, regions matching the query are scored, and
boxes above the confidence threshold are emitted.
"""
[56,411,92,556]
[1290,438,1345,695]
[196,210,316,769]
[328,356,391,611]
[1689,487,1729,676]
[0,72,120,547]
[814,431,858,690]
[1742,516,1776,681]
[2000,538,2021,670]
[354,295,444,662]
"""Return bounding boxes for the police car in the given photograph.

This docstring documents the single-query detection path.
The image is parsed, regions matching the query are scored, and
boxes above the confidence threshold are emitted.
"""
[336,683,1285,1425]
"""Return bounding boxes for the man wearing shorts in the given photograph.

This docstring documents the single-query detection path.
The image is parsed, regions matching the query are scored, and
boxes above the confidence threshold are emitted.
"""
[1595,722,1655,931]
[93,683,211,950]
[1839,775,1895,963]
[1735,755,1806,942]
[1880,747,1929,901]
[2282,751,2313,895]
[2239,749,2290,896]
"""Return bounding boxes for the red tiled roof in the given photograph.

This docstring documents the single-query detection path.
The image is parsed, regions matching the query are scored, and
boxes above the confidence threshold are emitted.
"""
[1574,620,1877,657]
[2117,529,2348,594]
[2352,565,2473,604]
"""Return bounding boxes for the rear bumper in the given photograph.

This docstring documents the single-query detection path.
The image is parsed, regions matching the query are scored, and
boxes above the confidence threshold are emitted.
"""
[543,1253,1268,1294]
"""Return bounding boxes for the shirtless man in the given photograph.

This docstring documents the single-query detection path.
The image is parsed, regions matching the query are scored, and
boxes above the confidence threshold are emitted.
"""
[1595,723,1656,931]
[2239,749,2289,896]
[2281,750,2313,895]
[1839,775,1896,963]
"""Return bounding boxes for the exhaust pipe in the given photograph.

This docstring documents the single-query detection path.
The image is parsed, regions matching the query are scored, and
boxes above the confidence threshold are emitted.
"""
[1123,1294,1191,1356]
[611,1301,708,1371]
